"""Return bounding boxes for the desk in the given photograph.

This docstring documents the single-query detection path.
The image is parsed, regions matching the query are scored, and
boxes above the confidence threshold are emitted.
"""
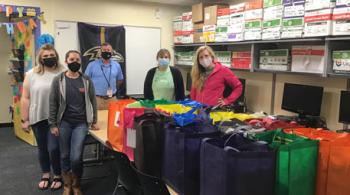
[89,110,178,195]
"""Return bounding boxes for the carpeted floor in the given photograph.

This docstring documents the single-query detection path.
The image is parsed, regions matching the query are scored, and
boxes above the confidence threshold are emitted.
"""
[0,127,118,195]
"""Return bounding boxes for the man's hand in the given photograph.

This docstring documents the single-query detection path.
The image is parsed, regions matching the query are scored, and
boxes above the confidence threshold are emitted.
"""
[91,123,100,130]
[51,127,59,137]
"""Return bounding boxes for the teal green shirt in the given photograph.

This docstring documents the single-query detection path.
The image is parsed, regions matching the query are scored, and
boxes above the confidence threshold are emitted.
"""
[152,67,175,101]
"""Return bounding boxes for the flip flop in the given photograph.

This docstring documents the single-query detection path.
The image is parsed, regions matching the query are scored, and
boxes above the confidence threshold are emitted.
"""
[38,177,50,190]
[50,177,63,191]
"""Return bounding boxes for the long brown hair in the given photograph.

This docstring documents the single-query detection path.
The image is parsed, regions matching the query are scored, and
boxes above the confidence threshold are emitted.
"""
[191,46,216,90]
[34,44,61,74]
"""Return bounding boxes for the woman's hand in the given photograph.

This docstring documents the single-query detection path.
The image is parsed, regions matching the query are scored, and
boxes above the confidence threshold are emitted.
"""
[91,123,100,130]
[217,98,226,107]
[51,127,59,137]
[21,121,30,133]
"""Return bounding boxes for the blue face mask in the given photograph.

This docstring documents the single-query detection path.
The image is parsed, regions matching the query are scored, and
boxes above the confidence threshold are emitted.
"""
[158,58,170,67]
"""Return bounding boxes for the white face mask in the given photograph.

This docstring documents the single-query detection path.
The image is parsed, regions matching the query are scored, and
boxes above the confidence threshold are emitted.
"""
[199,57,213,68]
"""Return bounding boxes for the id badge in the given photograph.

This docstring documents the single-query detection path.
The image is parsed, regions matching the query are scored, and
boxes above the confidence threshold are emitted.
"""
[107,88,113,98]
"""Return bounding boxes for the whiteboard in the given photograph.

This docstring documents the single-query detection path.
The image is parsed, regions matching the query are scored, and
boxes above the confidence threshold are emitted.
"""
[54,21,161,95]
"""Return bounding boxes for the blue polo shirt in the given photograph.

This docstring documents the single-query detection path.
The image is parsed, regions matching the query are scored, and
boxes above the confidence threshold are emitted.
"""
[85,59,124,96]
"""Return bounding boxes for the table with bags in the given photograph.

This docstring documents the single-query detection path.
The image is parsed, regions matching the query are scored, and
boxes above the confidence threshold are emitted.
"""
[93,99,350,195]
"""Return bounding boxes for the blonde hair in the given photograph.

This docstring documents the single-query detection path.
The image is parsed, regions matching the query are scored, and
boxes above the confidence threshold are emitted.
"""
[191,45,216,90]
[34,44,61,74]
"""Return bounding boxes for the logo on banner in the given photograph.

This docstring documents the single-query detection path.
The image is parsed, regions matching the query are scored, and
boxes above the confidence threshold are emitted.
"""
[83,46,125,63]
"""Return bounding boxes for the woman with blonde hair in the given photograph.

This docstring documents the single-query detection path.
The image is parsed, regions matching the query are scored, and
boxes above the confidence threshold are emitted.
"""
[190,45,242,106]
[21,44,65,191]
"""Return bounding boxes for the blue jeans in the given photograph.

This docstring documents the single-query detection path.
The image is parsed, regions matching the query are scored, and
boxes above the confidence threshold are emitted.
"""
[31,120,61,175]
[59,120,88,178]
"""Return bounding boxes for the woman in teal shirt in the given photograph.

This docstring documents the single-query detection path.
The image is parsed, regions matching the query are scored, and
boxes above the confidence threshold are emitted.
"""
[144,49,185,101]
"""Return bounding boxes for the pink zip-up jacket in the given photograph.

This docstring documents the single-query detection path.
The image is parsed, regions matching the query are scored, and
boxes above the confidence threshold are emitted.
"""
[190,62,243,106]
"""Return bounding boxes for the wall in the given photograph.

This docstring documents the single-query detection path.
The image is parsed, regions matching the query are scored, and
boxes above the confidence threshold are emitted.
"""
[0,0,189,123]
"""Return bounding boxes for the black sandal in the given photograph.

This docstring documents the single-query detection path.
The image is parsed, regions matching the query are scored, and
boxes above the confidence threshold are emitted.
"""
[38,177,50,190]
[50,177,63,191]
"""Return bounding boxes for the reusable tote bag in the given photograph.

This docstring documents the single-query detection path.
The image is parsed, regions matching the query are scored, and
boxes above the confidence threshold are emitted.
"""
[253,129,319,195]
[107,99,136,151]
[200,134,276,195]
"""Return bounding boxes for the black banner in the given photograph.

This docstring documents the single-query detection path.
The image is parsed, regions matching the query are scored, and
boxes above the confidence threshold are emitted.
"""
[78,22,126,96]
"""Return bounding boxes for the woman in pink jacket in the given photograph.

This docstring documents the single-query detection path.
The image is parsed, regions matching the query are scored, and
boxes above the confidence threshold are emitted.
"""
[190,46,242,106]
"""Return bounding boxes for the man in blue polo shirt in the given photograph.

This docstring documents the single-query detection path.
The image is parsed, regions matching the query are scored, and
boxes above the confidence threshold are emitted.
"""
[85,42,124,109]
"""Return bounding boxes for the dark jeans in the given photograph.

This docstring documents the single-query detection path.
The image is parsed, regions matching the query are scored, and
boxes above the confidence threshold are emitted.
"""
[31,120,61,175]
[59,120,88,178]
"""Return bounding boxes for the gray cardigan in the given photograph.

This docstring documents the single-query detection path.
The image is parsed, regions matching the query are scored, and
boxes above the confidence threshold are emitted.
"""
[48,71,97,128]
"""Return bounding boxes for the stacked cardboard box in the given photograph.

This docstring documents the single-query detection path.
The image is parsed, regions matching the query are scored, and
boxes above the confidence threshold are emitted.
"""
[333,50,350,72]
[244,0,264,40]
[215,51,232,67]
[173,16,183,44]
[332,2,350,35]
[181,12,194,43]
[203,25,216,42]
[263,0,284,39]
[282,0,305,38]
[203,5,228,42]
[215,8,230,42]
[304,0,335,37]
[231,51,252,69]
[291,45,325,73]
[229,3,245,41]
[175,51,195,66]
[259,49,290,70]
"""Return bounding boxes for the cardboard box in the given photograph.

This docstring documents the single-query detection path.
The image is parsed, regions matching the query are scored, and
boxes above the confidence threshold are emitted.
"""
[283,0,305,6]
[245,9,263,20]
[333,50,350,72]
[244,30,262,40]
[230,3,245,13]
[193,23,204,43]
[263,18,282,28]
[304,8,333,36]
[333,20,350,35]
[264,5,284,20]
[260,49,289,65]
[175,51,195,65]
[333,6,350,20]
[262,27,282,39]
[264,0,283,8]
[173,16,183,32]
[215,26,228,42]
[291,45,325,73]
[281,30,304,38]
[245,20,263,30]
[228,33,244,41]
[336,0,350,7]
[232,51,252,69]
[182,12,192,21]
[181,34,193,44]
[203,25,216,42]
[305,0,335,11]
[281,17,304,38]
[245,0,263,10]
[204,5,228,25]
[229,12,245,33]
[283,4,305,18]
[192,3,205,23]
[217,15,230,27]
[304,8,333,23]
[182,20,193,32]
[215,51,232,67]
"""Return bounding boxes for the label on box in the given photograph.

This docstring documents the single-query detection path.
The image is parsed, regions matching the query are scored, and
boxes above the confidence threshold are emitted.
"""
[245,0,264,10]
[304,8,333,23]
[281,30,303,38]
[264,0,283,7]
[333,20,350,35]
[264,6,284,20]
[283,17,304,28]
[244,30,262,40]
[228,23,245,33]
[218,8,230,16]
[245,9,263,20]
[232,58,252,69]
[333,7,350,20]
[245,20,263,29]
[181,34,193,43]
[228,33,244,41]
[205,13,210,20]
[333,50,350,71]
[230,3,246,13]
[215,33,229,42]
[217,15,230,27]
[305,0,335,11]
[260,64,289,70]
[215,51,232,67]
[263,19,282,28]
[291,45,325,73]
[260,49,289,65]
[336,0,350,7]
[262,29,282,39]
[216,26,228,33]
[203,31,216,42]
[203,25,216,32]
[283,0,306,6]
[304,20,332,36]
[182,20,193,31]
[283,5,305,18]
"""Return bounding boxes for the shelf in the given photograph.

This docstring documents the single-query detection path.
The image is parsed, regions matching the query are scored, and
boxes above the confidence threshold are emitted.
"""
[325,36,350,41]
[231,68,251,72]
[173,38,325,47]
[254,69,324,76]
[328,72,350,78]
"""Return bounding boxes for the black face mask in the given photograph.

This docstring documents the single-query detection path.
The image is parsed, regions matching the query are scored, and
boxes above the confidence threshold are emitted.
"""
[67,62,81,72]
[42,57,57,67]
[101,51,112,60]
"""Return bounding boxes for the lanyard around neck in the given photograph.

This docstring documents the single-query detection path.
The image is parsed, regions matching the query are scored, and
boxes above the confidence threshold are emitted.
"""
[100,64,111,87]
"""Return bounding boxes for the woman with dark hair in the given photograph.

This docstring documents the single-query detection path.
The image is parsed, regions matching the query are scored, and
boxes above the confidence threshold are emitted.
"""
[144,48,185,101]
